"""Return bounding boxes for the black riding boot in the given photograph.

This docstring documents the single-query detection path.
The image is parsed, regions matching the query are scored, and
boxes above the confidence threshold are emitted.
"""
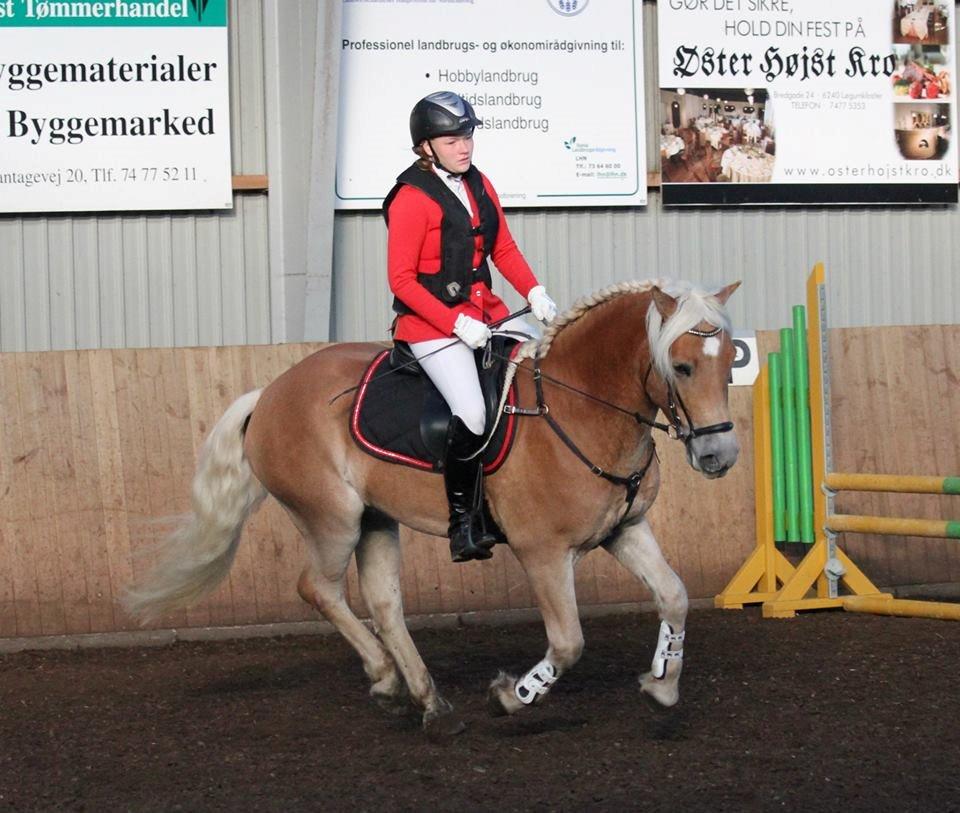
[444,418,497,563]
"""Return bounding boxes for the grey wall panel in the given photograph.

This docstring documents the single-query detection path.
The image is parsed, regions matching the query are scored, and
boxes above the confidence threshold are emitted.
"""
[0,0,270,353]
[3,0,958,353]
[330,0,960,339]
[263,0,342,343]
[331,210,393,342]
[332,195,960,341]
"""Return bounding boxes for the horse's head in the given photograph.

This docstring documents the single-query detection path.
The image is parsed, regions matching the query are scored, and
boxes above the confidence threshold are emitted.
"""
[646,282,741,478]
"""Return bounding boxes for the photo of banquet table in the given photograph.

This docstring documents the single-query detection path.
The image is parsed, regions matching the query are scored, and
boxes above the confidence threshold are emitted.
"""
[660,134,684,160]
[720,145,776,183]
[894,1,949,45]
[659,101,776,185]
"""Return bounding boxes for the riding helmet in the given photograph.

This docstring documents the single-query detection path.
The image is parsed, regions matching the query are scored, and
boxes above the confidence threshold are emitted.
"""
[409,91,481,146]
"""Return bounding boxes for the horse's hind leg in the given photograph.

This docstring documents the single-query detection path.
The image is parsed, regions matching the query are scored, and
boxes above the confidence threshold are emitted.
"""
[488,549,584,716]
[604,518,687,708]
[289,507,404,713]
[356,515,463,735]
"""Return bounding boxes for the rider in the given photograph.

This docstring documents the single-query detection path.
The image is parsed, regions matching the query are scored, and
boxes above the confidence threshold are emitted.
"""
[384,90,558,563]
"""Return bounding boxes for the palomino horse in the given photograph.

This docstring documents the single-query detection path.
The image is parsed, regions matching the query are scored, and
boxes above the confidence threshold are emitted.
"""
[124,279,740,734]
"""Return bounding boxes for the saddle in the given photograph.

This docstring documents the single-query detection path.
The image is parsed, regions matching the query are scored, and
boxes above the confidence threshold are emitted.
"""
[349,335,523,473]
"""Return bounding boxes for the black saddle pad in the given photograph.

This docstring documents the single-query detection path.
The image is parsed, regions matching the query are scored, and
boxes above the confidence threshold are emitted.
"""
[350,343,522,474]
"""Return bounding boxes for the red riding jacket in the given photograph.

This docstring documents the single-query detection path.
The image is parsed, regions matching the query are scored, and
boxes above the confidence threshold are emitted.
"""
[387,169,539,343]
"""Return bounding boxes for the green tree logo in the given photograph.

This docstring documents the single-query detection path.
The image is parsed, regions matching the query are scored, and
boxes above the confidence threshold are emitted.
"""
[188,0,210,21]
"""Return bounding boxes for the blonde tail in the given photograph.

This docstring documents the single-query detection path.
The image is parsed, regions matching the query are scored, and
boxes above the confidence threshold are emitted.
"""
[123,389,268,624]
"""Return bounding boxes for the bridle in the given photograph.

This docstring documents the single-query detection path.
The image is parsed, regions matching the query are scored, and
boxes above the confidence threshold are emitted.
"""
[640,324,736,444]
[504,324,735,511]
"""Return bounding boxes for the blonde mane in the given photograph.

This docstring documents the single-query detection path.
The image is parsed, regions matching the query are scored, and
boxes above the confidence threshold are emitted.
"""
[514,279,732,385]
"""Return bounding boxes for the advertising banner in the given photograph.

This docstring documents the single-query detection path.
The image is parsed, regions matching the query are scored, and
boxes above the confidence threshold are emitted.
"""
[657,0,958,205]
[0,0,232,213]
[337,0,647,210]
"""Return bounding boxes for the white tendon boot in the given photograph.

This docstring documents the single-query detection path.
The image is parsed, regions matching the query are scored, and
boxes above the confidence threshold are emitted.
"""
[640,620,685,708]
[651,620,684,679]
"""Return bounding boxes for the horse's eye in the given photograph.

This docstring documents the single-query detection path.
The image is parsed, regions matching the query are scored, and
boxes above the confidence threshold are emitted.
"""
[673,363,693,377]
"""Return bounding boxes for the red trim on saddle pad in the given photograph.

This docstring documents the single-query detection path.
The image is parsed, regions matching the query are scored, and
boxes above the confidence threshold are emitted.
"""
[349,346,521,475]
[351,350,433,470]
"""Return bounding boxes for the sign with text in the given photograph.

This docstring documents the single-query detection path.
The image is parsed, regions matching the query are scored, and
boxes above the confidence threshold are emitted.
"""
[658,0,958,205]
[337,0,647,209]
[731,332,759,386]
[0,0,232,213]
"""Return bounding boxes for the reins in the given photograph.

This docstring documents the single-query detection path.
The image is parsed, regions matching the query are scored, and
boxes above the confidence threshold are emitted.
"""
[508,350,655,511]
[498,324,734,511]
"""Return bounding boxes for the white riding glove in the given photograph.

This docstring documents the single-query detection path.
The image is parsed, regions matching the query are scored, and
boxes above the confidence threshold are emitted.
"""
[527,285,558,324]
[453,313,492,349]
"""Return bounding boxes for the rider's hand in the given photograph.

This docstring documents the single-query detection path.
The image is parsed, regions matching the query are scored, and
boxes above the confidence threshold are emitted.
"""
[453,313,492,349]
[527,285,558,324]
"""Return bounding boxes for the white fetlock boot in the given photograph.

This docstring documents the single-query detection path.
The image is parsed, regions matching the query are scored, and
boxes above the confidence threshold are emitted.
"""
[514,659,558,706]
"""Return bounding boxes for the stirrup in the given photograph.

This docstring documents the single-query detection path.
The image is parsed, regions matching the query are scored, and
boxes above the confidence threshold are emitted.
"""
[450,537,493,563]
[449,515,493,563]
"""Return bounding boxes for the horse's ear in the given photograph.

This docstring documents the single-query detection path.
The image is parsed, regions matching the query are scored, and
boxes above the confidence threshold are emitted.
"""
[714,281,741,305]
[651,287,678,320]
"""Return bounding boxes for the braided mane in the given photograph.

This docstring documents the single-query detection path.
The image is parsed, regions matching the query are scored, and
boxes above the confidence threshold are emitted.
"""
[514,278,732,384]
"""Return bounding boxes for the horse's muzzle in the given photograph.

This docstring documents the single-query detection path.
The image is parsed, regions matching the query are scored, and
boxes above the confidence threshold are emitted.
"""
[687,432,739,478]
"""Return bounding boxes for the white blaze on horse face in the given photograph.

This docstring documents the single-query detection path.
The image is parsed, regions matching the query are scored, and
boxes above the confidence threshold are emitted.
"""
[703,336,721,357]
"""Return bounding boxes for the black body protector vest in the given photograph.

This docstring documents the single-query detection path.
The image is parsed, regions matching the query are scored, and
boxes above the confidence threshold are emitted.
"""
[383,163,500,315]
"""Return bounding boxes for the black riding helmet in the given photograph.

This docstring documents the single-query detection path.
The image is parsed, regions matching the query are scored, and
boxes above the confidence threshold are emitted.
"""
[410,91,481,146]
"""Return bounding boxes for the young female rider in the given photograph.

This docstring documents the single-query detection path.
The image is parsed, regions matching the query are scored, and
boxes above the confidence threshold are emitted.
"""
[384,91,558,563]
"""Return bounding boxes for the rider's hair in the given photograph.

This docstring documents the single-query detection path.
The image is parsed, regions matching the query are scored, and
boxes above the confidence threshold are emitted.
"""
[412,143,433,171]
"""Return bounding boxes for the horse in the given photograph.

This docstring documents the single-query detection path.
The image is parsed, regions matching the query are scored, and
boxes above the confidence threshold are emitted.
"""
[123,278,741,735]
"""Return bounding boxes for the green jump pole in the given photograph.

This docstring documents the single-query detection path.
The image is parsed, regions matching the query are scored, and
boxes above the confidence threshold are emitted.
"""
[768,353,787,542]
[792,305,815,544]
[780,327,800,542]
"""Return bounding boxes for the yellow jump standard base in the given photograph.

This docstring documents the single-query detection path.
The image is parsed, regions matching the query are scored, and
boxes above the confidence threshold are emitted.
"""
[760,539,891,618]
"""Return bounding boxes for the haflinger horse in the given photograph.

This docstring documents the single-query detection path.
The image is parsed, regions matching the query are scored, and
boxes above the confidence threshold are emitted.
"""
[124,278,740,735]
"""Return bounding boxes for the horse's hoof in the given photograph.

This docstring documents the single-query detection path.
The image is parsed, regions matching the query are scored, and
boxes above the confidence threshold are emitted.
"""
[487,670,525,717]
[422,700,466,739]
[639,671,680,710]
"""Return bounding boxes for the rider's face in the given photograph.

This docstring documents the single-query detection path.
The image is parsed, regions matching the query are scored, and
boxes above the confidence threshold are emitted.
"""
[424,133,474,174]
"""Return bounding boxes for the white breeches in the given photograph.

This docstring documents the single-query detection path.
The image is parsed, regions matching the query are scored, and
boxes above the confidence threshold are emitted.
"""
[410,315,542,436]
[411,340,486,434]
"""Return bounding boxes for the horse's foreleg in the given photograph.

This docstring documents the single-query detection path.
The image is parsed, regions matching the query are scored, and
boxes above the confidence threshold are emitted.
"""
[489,550,583,716]
[604,518,687,708]
[355,518,460,733]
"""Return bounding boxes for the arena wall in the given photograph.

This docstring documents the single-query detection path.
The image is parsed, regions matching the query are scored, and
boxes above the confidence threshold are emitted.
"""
[1,325,957,641]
